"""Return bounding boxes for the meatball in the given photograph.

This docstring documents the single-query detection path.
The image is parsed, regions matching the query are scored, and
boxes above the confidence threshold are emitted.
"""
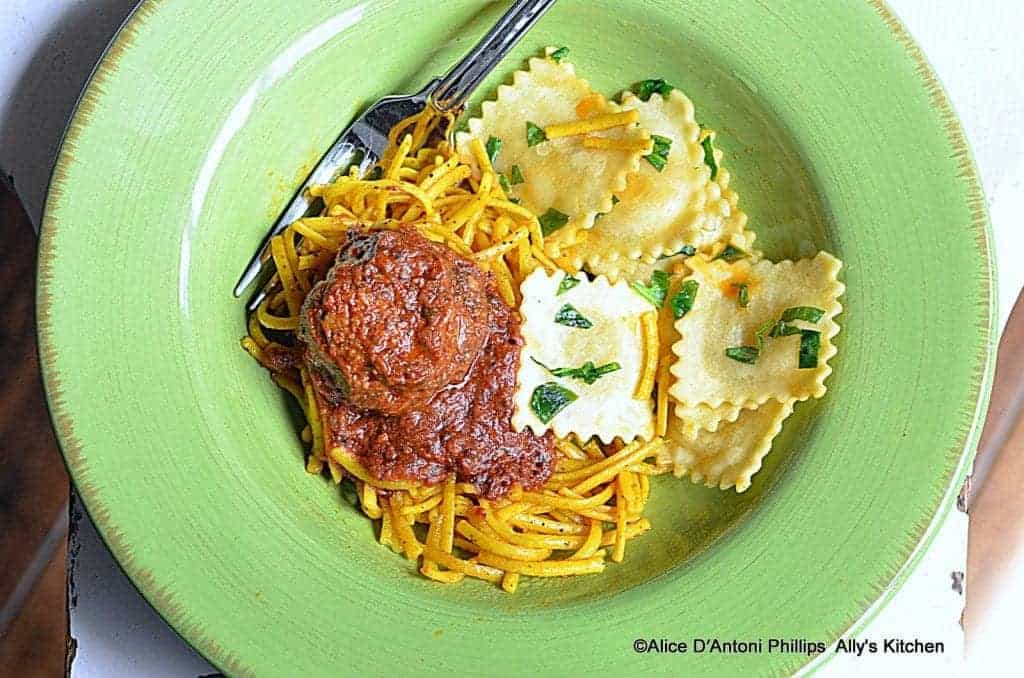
[300,227,490,415]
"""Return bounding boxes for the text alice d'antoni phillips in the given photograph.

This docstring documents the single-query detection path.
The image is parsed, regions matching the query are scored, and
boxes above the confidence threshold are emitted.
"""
[631,636,945,656]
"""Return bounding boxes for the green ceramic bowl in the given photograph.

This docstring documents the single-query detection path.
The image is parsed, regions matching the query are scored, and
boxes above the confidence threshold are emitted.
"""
[38,1,995,675]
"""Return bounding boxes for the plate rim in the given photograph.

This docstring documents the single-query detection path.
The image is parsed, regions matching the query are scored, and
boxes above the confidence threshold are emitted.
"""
[35,0,997,674]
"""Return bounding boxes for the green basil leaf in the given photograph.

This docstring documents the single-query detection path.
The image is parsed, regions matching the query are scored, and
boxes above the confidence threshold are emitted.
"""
[754,319,777,352]
[770,321,802,338]
[538,208,570,236]
[645,134,672,172]
[671,280,699,319]
[549,46,570,62]
[499,174,510,193]
[799,330,821,369]
[632,78,675,101]
[554,303,593,329]
[725,346,760,364]
[588,362,622,381]
[485,135,502,164]
[556,275,580,296]
[734,283,749,308]
[531,357,621,385]
[526,121,547,147]
[713,244,747,262]
[780,306,826,323]
[530,382,578,423]
[510,165,525,185]
[701,134,719,180]
[630,270,670,308]
[646,153,667,172]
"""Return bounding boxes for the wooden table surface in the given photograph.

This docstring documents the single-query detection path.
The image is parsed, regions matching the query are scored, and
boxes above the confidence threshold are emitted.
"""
[0,181,69,677]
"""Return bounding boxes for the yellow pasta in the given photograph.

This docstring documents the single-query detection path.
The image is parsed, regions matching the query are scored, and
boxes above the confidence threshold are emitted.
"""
[476,551,605,577]
[421,546,503,583]
[613,481,627,563]
[582,136,653,152]
[456,520,552,562]
[359,482,382,520]
[389,495,424,560]
[472,227,529,261]
[563,89,745,276]
[633,312,659,399]
[501,572,520,593]
[242,50,844,596]
[668,253,845,408]
[455,54,647,238]
[660,398,796,492]
[544,109,640,138]
[572,520,604,559]
[671,401,752,440]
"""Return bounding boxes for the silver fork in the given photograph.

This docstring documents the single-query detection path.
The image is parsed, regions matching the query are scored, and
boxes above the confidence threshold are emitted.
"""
[233,0,558,310]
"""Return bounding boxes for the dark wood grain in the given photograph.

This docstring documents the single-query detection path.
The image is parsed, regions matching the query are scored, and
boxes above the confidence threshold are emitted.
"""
[0,183,68,677]
[0,539,67,677]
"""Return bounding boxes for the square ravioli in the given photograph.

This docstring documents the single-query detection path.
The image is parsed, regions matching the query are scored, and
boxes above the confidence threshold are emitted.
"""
[669,252,844,408]
[565,90,745,274]
[659,398,795,492]
[512,269,655,443]
[455,53,647,239]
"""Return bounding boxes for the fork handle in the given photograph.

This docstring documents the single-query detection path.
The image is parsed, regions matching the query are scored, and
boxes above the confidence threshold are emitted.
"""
[430,0,558,112]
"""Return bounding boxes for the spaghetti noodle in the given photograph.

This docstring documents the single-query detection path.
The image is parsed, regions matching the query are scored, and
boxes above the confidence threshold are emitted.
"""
[243,105,665,590]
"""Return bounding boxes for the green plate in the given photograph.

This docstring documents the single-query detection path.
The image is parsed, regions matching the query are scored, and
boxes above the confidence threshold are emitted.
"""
[38,1,995,675]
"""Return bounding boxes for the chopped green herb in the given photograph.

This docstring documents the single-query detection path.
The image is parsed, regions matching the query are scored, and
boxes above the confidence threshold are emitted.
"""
[733,283,749,308]
[632,78,675,101]
[612,195,620,205]
[509,165,525,185]
[671,280,699,319]
[754,319,776,352]
[658,244,696,260]
[530,382,578,423]
[549,46,570,63]
[531,357,621,385]
[780,306,826,323]
[485,136,502,164]
[526,121,547,147]
[725,346,760,364]
[645,134,672,172]
[556,275,580,295]
[769,321,802,338]
[727,310,824,367]
[713,244,747,262]
[798,330,821,369]
[631,270,670,308]
[700,134,718,180]
[366,166,384,180]
[554,303,593,329]
[538,208,570,236]
[727,319,776,365]
[499,174,511,193]
[509,197,521,204]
